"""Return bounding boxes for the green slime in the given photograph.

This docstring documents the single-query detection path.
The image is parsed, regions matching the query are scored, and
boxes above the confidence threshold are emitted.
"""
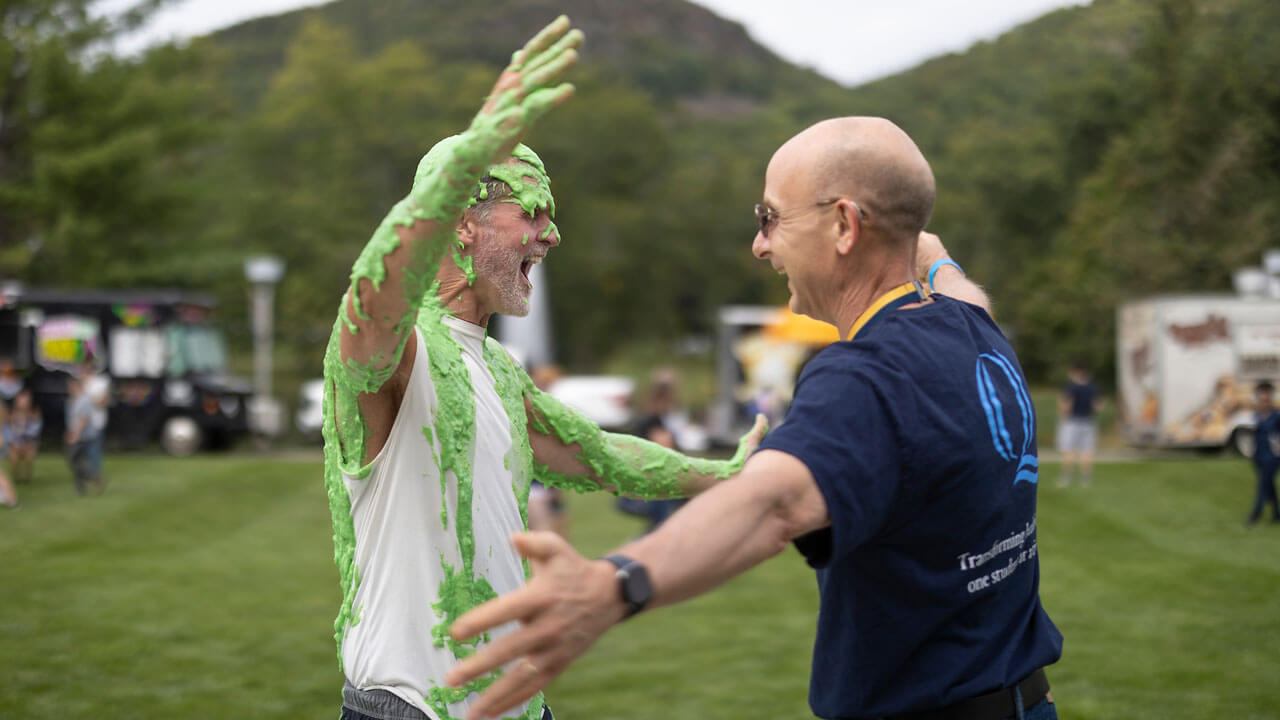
[322,113,750,720]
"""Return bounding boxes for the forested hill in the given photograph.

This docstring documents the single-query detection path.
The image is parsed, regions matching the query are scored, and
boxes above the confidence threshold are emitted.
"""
[4,0,1276,381]
[208,0,838,107]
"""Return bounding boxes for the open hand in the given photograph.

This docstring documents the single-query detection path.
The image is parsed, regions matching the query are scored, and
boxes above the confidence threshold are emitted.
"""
[469,16,584,162]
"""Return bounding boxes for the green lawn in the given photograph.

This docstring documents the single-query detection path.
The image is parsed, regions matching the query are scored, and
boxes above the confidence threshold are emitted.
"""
[2,452,1277,719]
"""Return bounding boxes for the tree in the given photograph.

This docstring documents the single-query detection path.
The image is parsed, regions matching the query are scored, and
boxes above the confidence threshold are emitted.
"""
[0,0,214,281]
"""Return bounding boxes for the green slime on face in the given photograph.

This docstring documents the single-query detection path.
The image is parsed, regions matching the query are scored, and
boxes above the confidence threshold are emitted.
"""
[452,239,477,287]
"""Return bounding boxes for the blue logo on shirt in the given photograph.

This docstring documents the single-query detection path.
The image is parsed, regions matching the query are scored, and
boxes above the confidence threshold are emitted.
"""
[975,351,1039,485]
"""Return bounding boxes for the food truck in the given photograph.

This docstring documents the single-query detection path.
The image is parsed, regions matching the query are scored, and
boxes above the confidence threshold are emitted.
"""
[0,285,252,455]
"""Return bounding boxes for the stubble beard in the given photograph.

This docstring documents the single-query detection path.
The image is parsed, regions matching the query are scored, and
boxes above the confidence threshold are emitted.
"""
[472,230,532,318]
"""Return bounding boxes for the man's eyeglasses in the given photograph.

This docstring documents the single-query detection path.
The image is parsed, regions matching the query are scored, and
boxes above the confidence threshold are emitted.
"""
[754,198,866,238]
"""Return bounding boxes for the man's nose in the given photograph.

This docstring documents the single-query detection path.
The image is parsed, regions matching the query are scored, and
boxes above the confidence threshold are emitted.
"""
[539,219,560,247]
[751,229,770,259]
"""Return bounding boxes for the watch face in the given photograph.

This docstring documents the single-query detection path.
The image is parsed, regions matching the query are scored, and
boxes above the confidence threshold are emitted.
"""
[621,564,653,612]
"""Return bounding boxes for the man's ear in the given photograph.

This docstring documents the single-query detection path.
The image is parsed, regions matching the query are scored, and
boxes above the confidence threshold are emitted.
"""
[833,199,861,256]
[456,212,481,251]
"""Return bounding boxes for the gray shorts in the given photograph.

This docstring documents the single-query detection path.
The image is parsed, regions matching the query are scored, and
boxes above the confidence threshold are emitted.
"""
[342,681,553,720]
[1056,418,1097,453]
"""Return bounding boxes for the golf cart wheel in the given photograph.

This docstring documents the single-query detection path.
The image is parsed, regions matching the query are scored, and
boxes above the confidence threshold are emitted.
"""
[161,416,203,457]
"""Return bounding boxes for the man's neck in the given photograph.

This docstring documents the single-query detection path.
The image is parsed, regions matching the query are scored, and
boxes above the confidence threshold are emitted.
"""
[436,274,490,328]
[831,259,916,340]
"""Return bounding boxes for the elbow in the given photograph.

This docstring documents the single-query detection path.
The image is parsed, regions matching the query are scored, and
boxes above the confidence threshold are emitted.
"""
[762,493,821,557]
[751,509,797,561]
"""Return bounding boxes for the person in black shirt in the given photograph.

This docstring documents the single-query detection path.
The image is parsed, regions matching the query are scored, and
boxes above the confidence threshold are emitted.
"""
[448,117,1063,720]
[1246,381,1280,526]
[1057,361,1102,487]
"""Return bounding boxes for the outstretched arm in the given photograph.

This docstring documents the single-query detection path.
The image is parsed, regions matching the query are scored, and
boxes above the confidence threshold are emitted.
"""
[445,449,829,719]
[916,231,991,314]
[525,381,767,498]
[325,18,583,467]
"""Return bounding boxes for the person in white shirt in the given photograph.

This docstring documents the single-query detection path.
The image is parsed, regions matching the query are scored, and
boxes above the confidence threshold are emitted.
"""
[321,18,762,720]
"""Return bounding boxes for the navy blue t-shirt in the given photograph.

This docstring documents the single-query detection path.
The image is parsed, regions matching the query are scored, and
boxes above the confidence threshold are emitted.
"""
[1255,409,1280,465]
[1063,380,1097,419]
[758,295,1062,719]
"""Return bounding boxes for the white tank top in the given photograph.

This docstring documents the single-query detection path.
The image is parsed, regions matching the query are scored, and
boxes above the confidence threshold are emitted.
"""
[340,316,532,720]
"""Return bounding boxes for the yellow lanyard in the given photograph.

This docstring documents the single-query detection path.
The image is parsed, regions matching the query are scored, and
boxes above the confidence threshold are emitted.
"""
[846,282,925,341]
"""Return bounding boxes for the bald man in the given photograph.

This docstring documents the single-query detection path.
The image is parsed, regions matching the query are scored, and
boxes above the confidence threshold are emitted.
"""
[447,117,1063,720]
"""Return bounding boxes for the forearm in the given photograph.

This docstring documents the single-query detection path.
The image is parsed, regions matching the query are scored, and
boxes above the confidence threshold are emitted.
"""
[337,133,504,394]
[529,390,749,498]
[611,460,817,610]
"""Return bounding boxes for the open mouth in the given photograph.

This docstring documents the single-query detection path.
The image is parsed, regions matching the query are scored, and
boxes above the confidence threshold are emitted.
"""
[520,254,544,283]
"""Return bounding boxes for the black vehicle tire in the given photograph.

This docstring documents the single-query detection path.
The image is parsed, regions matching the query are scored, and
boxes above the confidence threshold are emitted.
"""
[161,416,203,457]
[1231,427,1256,458]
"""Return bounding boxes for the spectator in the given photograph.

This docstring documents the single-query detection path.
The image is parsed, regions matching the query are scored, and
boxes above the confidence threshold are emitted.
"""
[79,358,110,489]
[64,375,101,496]
[0,403,16,507]
[1057,361,1103,487]
[3,389,42,484]
[621,371,687,532]
[1246,380,1279,526]
[0,359,22,409]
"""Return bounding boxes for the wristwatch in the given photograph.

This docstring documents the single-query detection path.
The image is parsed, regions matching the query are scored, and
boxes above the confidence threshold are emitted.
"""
[602,554,652,619]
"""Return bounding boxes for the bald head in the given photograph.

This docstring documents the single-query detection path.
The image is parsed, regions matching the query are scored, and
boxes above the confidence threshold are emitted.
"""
[773,117,935,244]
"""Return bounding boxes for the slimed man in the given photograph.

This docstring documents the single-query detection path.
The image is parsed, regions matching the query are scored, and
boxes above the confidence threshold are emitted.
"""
[320,18,763,720]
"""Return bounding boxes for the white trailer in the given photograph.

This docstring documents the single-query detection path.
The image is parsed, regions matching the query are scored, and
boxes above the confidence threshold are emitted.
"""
[1117,295,1280,455]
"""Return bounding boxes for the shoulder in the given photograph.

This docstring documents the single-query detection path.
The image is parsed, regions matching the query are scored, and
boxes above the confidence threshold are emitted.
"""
[795,344,871,385]
[482,336,515,363]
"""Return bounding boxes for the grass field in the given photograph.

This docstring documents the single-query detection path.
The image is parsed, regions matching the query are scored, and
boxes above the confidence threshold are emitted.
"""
[2,451,1278,719]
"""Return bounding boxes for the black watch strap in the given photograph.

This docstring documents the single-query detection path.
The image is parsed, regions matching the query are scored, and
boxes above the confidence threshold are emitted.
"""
[602,554,652,619]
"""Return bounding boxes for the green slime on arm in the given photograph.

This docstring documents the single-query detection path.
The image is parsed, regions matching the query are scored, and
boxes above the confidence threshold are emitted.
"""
[523,377,753,498]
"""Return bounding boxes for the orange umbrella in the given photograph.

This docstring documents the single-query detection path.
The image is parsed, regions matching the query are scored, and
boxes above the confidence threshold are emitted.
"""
[762,307,841,346]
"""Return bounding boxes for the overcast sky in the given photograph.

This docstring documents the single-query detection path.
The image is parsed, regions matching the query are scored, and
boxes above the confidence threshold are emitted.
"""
[104,0,1091,87]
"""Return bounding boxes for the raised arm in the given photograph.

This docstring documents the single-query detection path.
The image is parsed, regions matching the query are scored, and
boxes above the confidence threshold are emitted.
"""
[325,18,582,467]
[444,449,828,719]
[520,368,766,498]
[915,231,991,314]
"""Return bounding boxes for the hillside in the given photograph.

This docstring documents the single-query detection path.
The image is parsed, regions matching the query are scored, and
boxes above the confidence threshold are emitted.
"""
[209,0,837,109]
[7,0,1276,382]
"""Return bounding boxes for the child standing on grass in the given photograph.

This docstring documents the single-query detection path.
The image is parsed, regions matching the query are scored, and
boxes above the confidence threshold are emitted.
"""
[4,389,43,485]
[1247,381,1280,526]
[64,376,101,496]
